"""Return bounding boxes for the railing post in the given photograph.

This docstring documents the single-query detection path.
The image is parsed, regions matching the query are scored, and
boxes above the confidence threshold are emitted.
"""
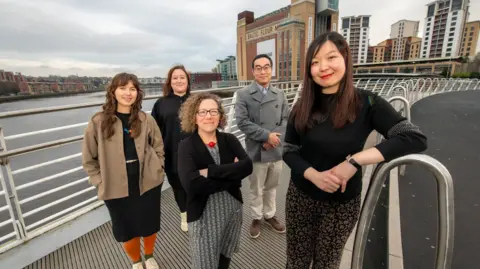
[389,96,410,175]
[224,92,237,133]
[386,85,408,99]
[293,83,302,105]
[351,154,455,269]
[0,127,27,241]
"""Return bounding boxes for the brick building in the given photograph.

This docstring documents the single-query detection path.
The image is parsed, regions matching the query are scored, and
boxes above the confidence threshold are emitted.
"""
[190,72,222,89]
[0,70,30,93]
[373,37,423,63]
[236,0,339,81]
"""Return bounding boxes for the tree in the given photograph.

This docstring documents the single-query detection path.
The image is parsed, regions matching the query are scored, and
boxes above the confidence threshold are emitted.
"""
[440,68,449,78]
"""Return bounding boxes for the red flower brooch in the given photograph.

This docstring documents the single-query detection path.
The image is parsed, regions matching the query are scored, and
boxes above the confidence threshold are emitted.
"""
[207,141,216,148]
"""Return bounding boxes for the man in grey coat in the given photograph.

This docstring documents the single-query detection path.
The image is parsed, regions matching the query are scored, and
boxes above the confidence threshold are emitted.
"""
[235,54,290,238]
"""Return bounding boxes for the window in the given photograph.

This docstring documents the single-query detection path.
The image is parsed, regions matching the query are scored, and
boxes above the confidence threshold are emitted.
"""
[342,18,350,29]
[362,17,369,28]
[452,0,462,11]
[427,4,435,17]
[448,38,454,41]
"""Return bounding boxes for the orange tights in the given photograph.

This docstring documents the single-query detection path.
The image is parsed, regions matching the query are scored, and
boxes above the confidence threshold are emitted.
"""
[122,233,157,263]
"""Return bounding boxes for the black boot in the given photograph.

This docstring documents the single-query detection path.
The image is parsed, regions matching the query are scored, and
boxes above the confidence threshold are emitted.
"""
[218,254,231,269]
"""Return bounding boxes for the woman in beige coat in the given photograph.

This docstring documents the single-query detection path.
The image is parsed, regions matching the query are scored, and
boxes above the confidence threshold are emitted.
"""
[82,72,165,269]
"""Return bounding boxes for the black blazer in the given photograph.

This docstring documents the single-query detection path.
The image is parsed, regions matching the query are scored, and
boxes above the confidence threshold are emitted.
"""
[177,130,253,222]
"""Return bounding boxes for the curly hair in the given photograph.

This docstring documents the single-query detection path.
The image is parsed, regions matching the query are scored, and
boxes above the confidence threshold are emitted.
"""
[179,92,227,133]
[101,72,144,139]
[163,65,191,96]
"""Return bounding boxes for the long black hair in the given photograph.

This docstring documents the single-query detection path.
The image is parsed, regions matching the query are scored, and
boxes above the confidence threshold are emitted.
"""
[290,31,361,133]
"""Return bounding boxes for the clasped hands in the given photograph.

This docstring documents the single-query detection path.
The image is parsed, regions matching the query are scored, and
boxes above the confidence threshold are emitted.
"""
[263,132,281,150]
[305,160,359,193]
[199,157,239,177]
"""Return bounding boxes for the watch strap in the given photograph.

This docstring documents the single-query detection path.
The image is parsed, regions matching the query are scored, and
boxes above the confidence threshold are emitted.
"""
[347,155,362,170]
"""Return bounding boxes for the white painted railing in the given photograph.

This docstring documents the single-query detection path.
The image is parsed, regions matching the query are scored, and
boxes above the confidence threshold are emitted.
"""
[0,78,478,255]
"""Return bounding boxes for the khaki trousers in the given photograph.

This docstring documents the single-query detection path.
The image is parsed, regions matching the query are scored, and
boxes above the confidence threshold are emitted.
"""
[249,160,283,220]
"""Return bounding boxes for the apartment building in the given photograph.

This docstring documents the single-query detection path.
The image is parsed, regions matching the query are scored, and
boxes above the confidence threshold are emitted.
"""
[420,0,470,58]
[341,15,371,64]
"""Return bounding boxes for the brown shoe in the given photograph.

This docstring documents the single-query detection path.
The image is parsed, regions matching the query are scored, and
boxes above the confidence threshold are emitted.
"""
[250,219,261,238]
[265,216,286,233]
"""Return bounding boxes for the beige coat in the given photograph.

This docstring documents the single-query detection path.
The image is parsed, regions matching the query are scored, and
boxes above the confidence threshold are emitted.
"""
[82,111,165,200]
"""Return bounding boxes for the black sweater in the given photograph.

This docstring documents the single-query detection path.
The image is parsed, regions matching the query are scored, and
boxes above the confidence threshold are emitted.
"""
[177,131,253,222]
[283,89,428,201]
[151,93,190,173]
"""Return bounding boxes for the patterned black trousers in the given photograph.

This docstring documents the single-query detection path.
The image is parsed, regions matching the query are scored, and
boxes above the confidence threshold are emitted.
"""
[285,181,361,269]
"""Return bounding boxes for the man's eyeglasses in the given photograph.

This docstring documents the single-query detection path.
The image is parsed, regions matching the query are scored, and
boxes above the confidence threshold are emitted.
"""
[197,109,220,117]
[253,65,272,73]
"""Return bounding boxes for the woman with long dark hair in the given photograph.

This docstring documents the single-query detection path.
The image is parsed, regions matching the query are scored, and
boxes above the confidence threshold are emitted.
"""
[82,72,165,269]
[282,32,428,268]
[151,65,191,232]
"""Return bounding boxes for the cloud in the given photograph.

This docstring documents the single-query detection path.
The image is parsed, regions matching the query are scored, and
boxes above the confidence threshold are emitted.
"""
[1,0,479,77]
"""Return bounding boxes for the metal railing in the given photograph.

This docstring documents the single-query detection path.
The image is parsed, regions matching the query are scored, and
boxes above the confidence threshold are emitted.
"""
[351,154,455,269]
[0,81,300,254]
[377,96,411,175]
[0,77,472,257]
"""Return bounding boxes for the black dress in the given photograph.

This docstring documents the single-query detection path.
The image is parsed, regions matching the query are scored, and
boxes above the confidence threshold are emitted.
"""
[151,93,191,212]
[103,112,162,243]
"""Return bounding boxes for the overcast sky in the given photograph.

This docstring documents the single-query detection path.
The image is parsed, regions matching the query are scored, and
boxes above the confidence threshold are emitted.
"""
[0,0,479,77]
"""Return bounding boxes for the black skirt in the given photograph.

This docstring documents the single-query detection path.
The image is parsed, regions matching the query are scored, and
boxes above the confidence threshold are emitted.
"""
[104,162,162,242]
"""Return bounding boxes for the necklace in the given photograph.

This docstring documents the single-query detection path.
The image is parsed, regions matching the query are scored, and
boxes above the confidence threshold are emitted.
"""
[207,141,216,148]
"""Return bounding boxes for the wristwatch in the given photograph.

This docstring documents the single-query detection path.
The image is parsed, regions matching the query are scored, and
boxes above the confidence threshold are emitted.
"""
[346,155,362,170]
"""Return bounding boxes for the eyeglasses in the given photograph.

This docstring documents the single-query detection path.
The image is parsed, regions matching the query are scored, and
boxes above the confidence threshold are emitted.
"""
[196,109,220,117]
[253,65,272,73]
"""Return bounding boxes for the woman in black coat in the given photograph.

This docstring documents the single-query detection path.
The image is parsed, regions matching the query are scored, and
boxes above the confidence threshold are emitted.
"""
[177,93,253,269]
[151,65,191,232]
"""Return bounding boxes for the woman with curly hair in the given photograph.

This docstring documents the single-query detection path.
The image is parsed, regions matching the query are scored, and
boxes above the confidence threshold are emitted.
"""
[82,72,165,269]
[177,93,253,269]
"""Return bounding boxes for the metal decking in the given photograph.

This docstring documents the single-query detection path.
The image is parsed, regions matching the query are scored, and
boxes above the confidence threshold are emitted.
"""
[24,169,291,269]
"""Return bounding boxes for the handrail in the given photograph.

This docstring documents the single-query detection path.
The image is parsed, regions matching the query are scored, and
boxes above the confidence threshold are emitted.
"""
[376,96,411,145]
[386,85,408,99]
[0,85,243,119]
[1,78,476,256]
[386,96,411,176]
[0,81,299,119]
[351,154,454,269]
[0,85,299,254]
[0,135,83,162]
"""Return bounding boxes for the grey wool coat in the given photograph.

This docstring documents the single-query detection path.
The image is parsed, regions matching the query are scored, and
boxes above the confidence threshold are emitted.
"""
[234,82,290,163]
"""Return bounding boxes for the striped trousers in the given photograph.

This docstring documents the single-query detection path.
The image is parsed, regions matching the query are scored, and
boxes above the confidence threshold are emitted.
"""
[188,191,243,269]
